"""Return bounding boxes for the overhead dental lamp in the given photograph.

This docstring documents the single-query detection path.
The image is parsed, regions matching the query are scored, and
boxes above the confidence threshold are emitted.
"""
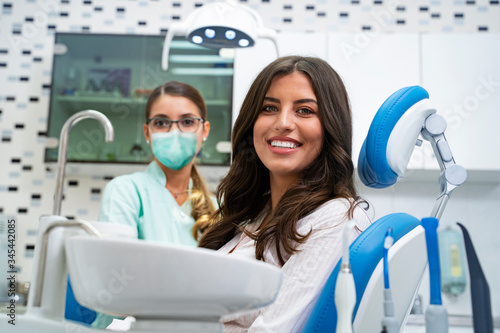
[161,0,279,71]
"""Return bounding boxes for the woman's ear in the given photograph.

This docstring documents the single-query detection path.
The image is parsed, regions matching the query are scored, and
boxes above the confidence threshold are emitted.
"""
[143,123,151,143]
[202,121,210,142]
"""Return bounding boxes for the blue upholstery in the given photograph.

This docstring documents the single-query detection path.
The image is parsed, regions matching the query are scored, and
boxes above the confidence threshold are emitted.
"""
[358,86,429,189]
[301,213,420,332]
[65,276,97,324]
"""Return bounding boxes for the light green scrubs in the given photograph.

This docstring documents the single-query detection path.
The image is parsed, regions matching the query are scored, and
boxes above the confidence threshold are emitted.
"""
[92,161,215,328]
[98,160,203,246]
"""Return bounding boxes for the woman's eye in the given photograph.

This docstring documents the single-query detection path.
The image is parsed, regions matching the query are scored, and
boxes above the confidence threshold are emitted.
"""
[181,118,195,126]
[262,105,278,112]
[297,108,314,115]
[154,119,169,127]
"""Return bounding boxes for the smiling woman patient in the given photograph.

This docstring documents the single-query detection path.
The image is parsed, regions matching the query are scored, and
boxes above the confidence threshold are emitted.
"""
[199,55,372,332]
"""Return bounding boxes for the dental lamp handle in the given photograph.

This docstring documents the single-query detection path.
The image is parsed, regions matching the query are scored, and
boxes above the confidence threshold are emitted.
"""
[234,0,279,57]
[257,27,280,58]
[162,22,188,71]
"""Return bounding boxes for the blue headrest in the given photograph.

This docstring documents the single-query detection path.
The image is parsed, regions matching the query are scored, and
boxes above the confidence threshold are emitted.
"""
[302,213,421,332]
[358,86,429,188]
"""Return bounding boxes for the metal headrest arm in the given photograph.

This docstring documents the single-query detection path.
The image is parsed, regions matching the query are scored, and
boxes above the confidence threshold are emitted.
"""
[421,114,467,220]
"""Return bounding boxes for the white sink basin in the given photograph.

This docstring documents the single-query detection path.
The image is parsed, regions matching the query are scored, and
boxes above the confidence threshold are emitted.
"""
[65,236,282,320]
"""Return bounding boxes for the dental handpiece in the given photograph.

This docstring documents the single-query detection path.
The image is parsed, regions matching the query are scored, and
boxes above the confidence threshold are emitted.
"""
[335,219,356,333]
[381,228,398,333]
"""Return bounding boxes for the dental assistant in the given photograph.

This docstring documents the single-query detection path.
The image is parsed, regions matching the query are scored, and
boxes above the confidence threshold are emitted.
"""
[199,56,372,332]
[98,81,216,245]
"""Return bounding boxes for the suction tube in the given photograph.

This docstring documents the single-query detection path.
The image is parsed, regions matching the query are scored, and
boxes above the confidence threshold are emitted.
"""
[335,219,356,333]
[421,217,448,333]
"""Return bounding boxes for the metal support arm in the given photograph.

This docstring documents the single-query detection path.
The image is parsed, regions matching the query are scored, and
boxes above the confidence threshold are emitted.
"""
[421,114,467,220]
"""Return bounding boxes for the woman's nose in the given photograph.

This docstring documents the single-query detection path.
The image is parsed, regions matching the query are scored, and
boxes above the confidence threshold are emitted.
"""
[274,109,295,132]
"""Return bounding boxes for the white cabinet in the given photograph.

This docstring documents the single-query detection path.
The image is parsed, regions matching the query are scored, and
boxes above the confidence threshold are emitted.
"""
[327,33,422,168]
[421,33,500,171]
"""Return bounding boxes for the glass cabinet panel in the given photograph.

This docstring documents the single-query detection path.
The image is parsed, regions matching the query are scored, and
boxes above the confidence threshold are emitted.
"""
[46,33,233,165]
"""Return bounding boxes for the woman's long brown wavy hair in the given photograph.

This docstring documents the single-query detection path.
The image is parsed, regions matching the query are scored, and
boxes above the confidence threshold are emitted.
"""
[198,56,363,265]
[146,81,216,240]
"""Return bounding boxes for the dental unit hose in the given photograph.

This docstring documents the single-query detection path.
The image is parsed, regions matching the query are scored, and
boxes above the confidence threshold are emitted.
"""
[335,219,356,333]
[381,228,398,333]
[422,217,449,333]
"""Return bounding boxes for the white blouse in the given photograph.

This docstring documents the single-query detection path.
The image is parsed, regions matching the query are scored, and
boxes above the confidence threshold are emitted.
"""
[219,198,372,333]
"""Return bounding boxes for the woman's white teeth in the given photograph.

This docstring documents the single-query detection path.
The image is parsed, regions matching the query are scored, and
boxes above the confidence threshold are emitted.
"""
[270,140,298,148]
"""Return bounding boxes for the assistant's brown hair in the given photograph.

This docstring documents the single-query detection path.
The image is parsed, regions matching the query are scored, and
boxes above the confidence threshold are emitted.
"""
[199,56,364,265]
[145,81,216,240]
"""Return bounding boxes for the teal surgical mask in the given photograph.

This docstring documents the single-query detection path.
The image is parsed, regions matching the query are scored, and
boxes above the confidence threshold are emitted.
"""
[151,130,198,170]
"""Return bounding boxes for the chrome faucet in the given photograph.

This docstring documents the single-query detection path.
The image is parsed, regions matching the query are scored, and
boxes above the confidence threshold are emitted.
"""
[53,110,114,215]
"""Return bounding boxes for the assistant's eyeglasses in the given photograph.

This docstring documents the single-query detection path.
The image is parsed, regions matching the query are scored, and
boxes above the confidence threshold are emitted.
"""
[147,117,204,133]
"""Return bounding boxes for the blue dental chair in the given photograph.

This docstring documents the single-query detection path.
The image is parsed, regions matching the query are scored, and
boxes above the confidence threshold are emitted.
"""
[302,85,466,332]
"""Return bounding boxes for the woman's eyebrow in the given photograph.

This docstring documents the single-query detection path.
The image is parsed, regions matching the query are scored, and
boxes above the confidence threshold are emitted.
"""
[264,96,280,103]
[150,114,169,118]
[294,98,318,104]
[151,113,197,119]
[180,112,198,118]
[263,97,317,104]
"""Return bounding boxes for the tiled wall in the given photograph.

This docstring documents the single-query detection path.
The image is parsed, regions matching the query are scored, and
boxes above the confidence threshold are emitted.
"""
[0,0,499,316]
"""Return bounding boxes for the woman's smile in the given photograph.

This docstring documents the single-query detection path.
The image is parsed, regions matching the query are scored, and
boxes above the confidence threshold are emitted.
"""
[267,136,303,153]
